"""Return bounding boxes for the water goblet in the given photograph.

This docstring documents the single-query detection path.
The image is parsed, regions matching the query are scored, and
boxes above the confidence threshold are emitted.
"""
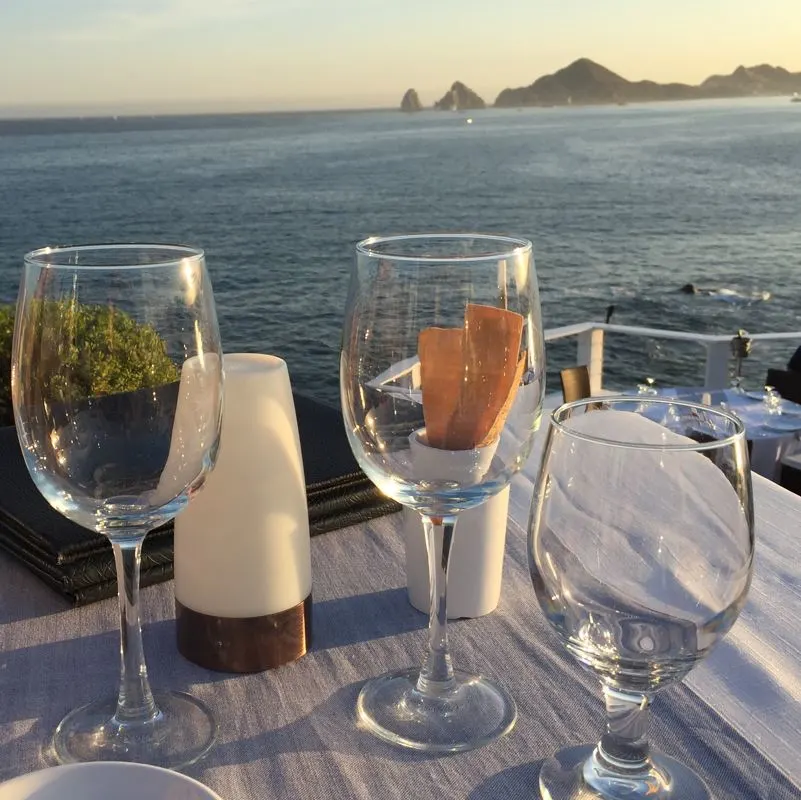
[763,385,782,415]
[340,234,546,752]
[11,244,224,767]
[529,397,753,799]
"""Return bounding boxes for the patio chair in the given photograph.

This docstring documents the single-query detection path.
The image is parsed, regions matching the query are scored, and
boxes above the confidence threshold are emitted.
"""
[560,366,592,404]
[765,368,801,405]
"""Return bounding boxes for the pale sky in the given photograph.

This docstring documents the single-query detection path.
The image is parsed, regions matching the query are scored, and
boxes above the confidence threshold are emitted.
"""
[1,0,799,115]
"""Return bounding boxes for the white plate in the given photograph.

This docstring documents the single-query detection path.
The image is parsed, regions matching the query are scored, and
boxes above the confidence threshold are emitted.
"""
[762,416,801,433]
[0,763,223,800]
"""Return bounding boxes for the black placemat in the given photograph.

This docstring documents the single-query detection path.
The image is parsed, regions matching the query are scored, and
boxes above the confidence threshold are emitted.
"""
[0,394,400,605]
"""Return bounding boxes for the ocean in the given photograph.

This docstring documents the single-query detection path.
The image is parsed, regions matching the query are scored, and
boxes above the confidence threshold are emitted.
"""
[1,98,799,407]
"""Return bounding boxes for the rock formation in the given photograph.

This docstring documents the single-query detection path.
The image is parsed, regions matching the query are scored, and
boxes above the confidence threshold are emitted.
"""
[400,88,423,112]
[434,81,486,111]
[494,57,801,108]
[700,64,801,96]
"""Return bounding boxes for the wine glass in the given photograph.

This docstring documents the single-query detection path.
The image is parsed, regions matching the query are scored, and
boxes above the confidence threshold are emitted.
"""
[762,385,782,415]
[11,244,224,768]
[636,377,657,395]
[340,233,546,752]
[529,397,754,799]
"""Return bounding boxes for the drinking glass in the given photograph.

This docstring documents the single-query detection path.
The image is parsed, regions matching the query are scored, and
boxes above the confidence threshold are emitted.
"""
[529,397,754,799]
[763,385,782,414]
[340,234,546,752]
[12,245,224,768]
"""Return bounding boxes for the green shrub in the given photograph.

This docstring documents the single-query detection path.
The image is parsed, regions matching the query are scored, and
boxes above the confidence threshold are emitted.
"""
[0,302,179,427]
[0,306,12,427]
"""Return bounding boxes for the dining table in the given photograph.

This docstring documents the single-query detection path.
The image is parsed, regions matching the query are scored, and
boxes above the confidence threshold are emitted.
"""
[641,386,801,482]
[1,427,801,799]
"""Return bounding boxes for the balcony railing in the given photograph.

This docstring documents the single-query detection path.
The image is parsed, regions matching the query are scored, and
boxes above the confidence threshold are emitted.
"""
[548,322,801,394]
[368,322,801,397]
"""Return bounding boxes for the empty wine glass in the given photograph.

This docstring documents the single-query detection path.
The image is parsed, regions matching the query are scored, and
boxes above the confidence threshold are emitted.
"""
[340,234,545,752]
[763,385,782,415]
[12,245,224,767]
[529,397,753,799]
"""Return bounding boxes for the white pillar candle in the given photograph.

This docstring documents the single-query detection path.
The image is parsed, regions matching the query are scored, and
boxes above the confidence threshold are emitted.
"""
[402,429,510,619]
[174,353,312,672]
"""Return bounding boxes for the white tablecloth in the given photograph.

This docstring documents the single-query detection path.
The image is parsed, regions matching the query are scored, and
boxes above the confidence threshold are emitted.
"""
[653,387,801,480]
[1,435,801,798]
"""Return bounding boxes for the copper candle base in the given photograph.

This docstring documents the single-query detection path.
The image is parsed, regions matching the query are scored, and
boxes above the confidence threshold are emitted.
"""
[176,593,312,673]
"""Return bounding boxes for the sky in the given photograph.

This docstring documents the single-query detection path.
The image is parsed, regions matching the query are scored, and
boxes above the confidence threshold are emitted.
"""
[1,0,800,116]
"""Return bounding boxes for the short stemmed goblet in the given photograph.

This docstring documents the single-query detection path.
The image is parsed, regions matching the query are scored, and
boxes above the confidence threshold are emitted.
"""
[12,244,224,768]
[529,397,754,799]
[340,234,546,752]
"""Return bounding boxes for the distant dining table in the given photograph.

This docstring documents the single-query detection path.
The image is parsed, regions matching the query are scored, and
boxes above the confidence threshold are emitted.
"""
[2,431,801,798]
[651,386,801,481]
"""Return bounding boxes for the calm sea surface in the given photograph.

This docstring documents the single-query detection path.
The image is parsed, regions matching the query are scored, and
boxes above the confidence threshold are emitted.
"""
[1,98,800,406]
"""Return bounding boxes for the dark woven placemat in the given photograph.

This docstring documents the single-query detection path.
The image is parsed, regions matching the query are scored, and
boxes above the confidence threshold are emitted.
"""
[0,393,400,605]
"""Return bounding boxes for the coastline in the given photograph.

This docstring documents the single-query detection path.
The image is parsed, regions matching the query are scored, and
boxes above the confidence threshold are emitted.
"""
[0,94,796,129]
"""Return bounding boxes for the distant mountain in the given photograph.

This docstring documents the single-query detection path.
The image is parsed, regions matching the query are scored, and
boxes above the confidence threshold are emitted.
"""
[701,64,801,96]
[434,81,486,111]
[400,89,423,112]
[494,58,801,107]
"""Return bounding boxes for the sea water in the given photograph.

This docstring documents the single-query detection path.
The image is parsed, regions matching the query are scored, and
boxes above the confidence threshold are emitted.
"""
[1,98,799,406]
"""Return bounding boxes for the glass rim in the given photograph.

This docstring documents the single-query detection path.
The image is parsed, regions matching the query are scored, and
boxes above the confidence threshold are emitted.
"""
[550,395,747,452]
[356,233,532,262]
[24,243,205,270]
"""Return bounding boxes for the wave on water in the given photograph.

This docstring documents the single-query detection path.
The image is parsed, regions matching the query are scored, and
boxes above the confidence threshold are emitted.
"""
[679,284,772,305]
[708,288,772,303]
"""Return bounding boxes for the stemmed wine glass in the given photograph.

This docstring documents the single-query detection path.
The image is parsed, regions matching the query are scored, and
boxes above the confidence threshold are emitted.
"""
[529,397,754,799]
[636,377,657,396]
[11,244,224,768]
[340,234,546,752]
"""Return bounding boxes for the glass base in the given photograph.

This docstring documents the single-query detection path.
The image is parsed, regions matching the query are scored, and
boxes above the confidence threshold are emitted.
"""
[539,744,711,800]
[356,666,516,753]
[53,691,216,769]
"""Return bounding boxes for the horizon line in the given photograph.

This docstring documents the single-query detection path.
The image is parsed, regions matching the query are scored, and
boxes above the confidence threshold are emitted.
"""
[0,95,793,125]
[2,56,799,123]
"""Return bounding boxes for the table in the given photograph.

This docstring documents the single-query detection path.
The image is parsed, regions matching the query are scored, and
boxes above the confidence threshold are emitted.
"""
[2,451,801,798]
[655,387,801,481]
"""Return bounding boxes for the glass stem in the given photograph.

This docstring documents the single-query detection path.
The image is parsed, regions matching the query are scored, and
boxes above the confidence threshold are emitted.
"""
[111,535,158,725]
[596,686,652,773]
[416,514,457,695]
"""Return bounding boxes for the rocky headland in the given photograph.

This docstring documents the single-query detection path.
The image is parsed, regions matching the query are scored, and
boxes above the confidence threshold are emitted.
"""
[493,58,801,107]
[401,59,801,111]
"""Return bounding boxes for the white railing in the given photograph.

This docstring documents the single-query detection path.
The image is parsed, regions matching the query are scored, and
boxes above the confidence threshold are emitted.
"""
[547,322,801,394]
[367,321,801,397]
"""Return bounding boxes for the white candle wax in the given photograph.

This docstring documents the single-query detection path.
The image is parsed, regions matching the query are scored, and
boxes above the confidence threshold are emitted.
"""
[403,429,510,619]
[174,354,311,619]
